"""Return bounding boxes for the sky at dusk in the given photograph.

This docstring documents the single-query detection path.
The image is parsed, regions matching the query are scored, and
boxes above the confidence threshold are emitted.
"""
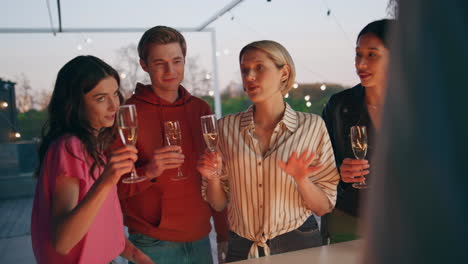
[0,0,391,95]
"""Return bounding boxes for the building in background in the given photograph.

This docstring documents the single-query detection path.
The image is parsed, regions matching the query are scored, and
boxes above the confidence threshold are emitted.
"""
[0,78,18,143]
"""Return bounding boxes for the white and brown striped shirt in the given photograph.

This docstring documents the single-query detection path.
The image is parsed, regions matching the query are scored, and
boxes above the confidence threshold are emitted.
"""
[202,103,339,258]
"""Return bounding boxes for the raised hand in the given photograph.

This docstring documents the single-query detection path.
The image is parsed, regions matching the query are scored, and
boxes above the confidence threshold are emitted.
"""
[278,150,323,183]
[339,158,369,183]
[145,145,185,179]
[102,145,138,185]
[197,149,222,182]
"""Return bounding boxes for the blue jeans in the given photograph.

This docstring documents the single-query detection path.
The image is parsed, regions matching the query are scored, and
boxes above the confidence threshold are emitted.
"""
[128,233,213,264]
[226,216,322,262]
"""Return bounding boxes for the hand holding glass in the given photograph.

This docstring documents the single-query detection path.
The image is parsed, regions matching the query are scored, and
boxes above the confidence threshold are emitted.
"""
[201,115,219,152]
[118,104,146,183]
[201,114,221,176]
[164,120,186,180]
[350,125,368,189]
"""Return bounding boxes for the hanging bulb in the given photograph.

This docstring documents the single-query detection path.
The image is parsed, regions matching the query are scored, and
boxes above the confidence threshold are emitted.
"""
[0,101,8,109]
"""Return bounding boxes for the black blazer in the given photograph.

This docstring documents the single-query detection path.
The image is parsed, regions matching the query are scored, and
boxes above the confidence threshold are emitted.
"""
[322,84,376,217]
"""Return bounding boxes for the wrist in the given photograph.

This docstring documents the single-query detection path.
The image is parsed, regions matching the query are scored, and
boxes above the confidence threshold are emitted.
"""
[295,176,310,185]
[96,173,116,189]
[207,177,222,185]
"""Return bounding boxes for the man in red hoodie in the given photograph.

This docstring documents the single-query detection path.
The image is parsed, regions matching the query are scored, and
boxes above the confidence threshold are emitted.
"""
[117,25,228,264]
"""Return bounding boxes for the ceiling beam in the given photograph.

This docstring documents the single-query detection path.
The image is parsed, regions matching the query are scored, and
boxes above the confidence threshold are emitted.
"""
[0,27,212,34]
[196,0,244,31]
[57,0,62,32]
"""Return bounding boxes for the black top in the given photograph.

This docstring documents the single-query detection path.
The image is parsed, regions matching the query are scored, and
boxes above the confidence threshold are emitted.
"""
[322,84,376,217]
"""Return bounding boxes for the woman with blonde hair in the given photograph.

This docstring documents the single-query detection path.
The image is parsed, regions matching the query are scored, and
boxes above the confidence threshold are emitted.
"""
[198,40,340,261]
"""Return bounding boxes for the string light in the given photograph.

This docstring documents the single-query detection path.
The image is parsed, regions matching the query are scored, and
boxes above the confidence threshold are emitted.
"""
[304,95,310,101]
[320,84,327,91]
[120,73,127,79]
[205,73,212,80]
[14,132,21,139]
[0,101,8,109]
[292,83,299,89]
[208,90,214,96]
[284,93,289,98]
[306,102,312,107]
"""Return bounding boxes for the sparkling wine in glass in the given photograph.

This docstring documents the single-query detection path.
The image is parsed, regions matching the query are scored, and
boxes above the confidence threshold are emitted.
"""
[201,114,221,176]
[201,115,218,152]
[164,120,186,180]
[350,125,368,188]
[118,104,146,183]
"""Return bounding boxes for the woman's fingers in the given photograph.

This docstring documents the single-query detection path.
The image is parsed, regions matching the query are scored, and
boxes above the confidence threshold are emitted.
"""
[278,160,286,171]
[341,169,369,182]
[342,169,370,177]
[299,150,309,160]
[342,158,369,165]
[109,151,138,163]
[342,175,367,183]
[340,163,370,172]
[305,152,316,165]
[110,144,138,156]
[306,164,323,174]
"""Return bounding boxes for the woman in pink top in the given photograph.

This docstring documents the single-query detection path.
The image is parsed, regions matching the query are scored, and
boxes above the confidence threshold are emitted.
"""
[31,55,154,264]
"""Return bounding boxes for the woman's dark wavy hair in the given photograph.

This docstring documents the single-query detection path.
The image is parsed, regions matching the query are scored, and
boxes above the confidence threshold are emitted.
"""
[357,19,396,49]
[35,55,123,178]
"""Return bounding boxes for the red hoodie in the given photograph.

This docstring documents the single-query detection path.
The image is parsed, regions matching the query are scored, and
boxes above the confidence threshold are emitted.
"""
[117,83,228,242]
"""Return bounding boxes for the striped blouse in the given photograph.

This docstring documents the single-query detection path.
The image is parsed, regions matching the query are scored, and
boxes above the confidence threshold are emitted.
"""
[202,103,339,258]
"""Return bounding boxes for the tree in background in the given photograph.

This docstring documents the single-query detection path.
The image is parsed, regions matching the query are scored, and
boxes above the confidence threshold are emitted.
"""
[203,82,346,117]
[14,73,52,112]
[114,43,150,98]
[17,110,47,141]
[15,73,34,113]
[387,0,399,18]
[114,44,212,98]
[182,55,212,96]
[35,89,52,111]
[11,73,50,140]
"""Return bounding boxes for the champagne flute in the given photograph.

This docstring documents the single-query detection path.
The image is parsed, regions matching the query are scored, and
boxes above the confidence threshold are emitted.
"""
[200,115,218,152]
[350,125,368,189]
[163,120,186,180]
[201,114,220,176]
[118,104,146,183]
